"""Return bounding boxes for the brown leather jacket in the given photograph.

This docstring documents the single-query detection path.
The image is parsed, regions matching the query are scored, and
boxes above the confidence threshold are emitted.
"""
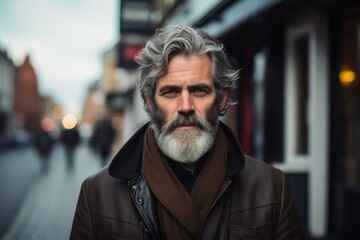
[70,123,304,239]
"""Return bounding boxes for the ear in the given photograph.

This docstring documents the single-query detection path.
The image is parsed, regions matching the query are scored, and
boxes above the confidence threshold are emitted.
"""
[145,96,153,112]
[219,88,229,111]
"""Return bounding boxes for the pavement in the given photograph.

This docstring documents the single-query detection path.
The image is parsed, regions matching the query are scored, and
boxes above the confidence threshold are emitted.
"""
[0,146,40,236]
[0,142,105,240]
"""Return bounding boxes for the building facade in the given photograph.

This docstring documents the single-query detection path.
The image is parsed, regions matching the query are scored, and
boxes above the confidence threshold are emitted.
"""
[14,55,41,132]
[0,48,16,141]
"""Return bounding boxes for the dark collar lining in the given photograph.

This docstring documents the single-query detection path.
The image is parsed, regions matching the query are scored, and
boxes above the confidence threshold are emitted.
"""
[166,154,208,193]
[108,123,148,179]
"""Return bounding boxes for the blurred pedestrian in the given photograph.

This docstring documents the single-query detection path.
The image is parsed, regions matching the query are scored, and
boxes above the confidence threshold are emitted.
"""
[90,117,116,166]
[61,126,80,170]
[33,127,54,172]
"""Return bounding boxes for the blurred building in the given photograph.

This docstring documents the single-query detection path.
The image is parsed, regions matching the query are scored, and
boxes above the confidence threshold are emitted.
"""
[14,55,41,132]
[82,81,103,128]
[112,0,360,238]
[0,48,16,140]
[104,0,152,144]
[81,45,135,152]
[39,95,57,119]
[0,50,56,148]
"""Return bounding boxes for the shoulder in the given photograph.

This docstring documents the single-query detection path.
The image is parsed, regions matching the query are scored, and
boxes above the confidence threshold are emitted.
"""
[74,168,142,238]
[228,156,304,239]
[230,155,286,205]
[79,167,136,218]
[242,155,283,178]
[81,167,130,201]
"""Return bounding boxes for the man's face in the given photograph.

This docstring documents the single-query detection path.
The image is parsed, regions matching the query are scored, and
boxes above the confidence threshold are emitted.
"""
[147,55,227,163]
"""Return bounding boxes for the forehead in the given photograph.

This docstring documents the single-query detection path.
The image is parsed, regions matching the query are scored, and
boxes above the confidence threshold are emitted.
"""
[156,55,213,87]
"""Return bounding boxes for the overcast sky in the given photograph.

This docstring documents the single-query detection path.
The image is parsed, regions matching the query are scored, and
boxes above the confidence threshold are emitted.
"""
[0,0,118,118]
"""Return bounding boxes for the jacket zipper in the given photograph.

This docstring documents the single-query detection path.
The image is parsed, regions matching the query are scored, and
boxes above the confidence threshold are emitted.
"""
[197,178,232,240]
[128,175,158,240]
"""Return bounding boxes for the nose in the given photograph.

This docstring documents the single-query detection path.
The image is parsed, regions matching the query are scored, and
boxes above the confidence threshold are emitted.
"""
[178,91,195,114]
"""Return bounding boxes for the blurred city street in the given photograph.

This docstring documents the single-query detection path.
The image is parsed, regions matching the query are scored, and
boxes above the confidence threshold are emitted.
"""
[0,0,359,238]
[0,142,104,240]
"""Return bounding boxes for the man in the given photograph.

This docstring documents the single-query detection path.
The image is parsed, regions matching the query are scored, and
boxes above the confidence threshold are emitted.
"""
[90,116,116,166]
[70,25,304,239]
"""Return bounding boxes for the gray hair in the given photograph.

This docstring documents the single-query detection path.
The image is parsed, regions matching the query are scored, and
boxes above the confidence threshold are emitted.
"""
[135,25,239,116]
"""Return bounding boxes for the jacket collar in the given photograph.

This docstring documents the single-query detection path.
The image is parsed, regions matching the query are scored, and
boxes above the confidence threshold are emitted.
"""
[220,122,246,176]
[108,121,245,179]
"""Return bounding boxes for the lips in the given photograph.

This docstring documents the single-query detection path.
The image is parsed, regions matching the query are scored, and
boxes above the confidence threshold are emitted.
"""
[175,125,197,130]
[169,114,205,132]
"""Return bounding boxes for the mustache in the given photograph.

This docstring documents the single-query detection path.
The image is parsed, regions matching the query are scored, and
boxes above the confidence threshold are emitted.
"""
[167,114,207,132]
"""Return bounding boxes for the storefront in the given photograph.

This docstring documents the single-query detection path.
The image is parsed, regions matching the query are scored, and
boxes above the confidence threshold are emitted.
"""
[328,3,360,238]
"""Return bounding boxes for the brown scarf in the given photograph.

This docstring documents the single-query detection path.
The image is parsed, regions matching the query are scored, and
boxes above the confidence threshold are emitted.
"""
[142,125,228,240]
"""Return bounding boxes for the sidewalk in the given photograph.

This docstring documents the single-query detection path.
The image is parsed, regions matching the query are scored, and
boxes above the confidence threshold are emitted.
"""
[1,143,102,240]
[0,147,40,236]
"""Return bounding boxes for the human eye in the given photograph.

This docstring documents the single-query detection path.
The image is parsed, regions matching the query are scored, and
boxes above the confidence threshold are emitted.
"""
[161,88,179,98]
[191,86,210,97]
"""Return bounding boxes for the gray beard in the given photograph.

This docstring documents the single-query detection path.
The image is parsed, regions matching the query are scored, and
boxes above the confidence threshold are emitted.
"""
[151,123,216,163]
[150,106,219,163]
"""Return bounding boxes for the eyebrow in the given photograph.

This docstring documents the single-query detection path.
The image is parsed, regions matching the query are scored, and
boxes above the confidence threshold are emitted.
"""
[157,85,181,93]
[188,84,213,92]
[157,83,213,93]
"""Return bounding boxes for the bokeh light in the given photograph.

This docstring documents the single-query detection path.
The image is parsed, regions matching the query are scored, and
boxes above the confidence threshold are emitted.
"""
[52,105,64,119]
[62,114,78,129]
[41,117,55,132]
[339,70,356,86]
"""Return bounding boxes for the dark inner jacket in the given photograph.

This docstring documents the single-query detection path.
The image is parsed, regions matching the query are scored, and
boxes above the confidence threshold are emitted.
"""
[70,122,305,240]
[166,153,207,193]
